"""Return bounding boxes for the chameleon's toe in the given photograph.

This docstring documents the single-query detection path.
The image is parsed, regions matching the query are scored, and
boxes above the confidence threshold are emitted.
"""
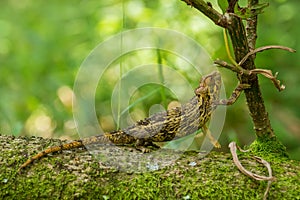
[136,146,152,153]
[214,141,221,148]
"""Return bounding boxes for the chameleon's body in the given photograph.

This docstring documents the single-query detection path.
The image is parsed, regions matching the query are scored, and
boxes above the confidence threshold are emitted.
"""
[19,71,247,171]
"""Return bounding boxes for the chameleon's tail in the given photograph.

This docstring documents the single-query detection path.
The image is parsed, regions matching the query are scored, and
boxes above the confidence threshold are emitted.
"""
[18,140,84,172]
[18,134,114,172]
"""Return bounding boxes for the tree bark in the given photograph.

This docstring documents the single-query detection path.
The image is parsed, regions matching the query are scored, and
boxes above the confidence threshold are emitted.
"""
[226,13,275,139]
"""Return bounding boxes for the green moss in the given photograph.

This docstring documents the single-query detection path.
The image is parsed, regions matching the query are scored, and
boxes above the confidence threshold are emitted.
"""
[97,152,300,199]
[249,136,289,160]
[1,135,299,199]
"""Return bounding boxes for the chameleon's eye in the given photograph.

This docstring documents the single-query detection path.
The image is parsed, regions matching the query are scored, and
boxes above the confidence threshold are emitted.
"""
[205,76,212,84]
[215,80,221,86]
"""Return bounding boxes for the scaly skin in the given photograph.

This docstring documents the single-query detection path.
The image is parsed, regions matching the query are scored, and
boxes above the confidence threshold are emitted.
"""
[18,71,248,171]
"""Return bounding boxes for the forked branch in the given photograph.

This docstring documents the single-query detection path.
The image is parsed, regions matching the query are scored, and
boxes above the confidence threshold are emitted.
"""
[180,0,295,139]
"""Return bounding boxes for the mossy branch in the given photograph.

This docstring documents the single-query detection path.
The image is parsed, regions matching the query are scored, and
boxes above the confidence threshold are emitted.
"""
[2,135,299,199]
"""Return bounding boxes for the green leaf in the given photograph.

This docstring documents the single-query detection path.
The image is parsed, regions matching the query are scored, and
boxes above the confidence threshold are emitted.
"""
[217,0,229,13]
[235,3,269,19]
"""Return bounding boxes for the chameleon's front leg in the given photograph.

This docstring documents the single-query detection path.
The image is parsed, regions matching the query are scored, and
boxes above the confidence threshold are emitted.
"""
[202,83,249,148]
[215,83,250,105]
[202,124,221,148]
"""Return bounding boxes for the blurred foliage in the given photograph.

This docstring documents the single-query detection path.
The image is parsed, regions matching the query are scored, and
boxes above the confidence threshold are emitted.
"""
[0,0,299,159]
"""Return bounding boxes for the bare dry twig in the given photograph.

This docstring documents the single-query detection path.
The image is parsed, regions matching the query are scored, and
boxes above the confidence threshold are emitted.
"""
[249,69,285,91]
[214,59,285,91]
[239,45,296,66]
[229,142,274,200]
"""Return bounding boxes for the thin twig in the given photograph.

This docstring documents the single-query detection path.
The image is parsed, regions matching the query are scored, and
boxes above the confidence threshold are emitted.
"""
[214,59,246,74]
[229,142,274,200]
[249,69,285,91]
[214,59,285,91]
[229,142,274,181]
[239,45,296,66]
[253,156,273,200]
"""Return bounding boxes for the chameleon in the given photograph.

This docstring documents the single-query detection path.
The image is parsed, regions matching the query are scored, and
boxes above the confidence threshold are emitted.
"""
[18,71,249,171]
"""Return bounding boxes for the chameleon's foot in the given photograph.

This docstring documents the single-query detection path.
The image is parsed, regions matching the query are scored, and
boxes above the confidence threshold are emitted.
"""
[202,125,221,148]
[135,139,160,153]
[208,136,221,149]
[135,146,152,153]
[215,83,251,105]
[213,141,221,149]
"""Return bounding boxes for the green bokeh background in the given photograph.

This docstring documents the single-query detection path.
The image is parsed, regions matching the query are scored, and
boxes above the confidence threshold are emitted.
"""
[0,0,299,159]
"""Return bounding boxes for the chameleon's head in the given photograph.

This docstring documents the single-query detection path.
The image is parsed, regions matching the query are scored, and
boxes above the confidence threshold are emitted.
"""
[194,71,222,102]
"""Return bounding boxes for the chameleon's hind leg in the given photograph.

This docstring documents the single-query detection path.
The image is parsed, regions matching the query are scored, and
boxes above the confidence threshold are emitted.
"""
[134,139,160,153]
[202,124,221,148]
[216,83,250,105]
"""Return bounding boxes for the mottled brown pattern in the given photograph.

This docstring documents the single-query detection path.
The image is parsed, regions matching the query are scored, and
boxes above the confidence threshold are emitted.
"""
[19,71,223,171]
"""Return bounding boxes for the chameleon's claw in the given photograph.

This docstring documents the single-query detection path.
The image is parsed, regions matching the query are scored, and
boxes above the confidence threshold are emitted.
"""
[135,146,152,153]
[213,141,221,149]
